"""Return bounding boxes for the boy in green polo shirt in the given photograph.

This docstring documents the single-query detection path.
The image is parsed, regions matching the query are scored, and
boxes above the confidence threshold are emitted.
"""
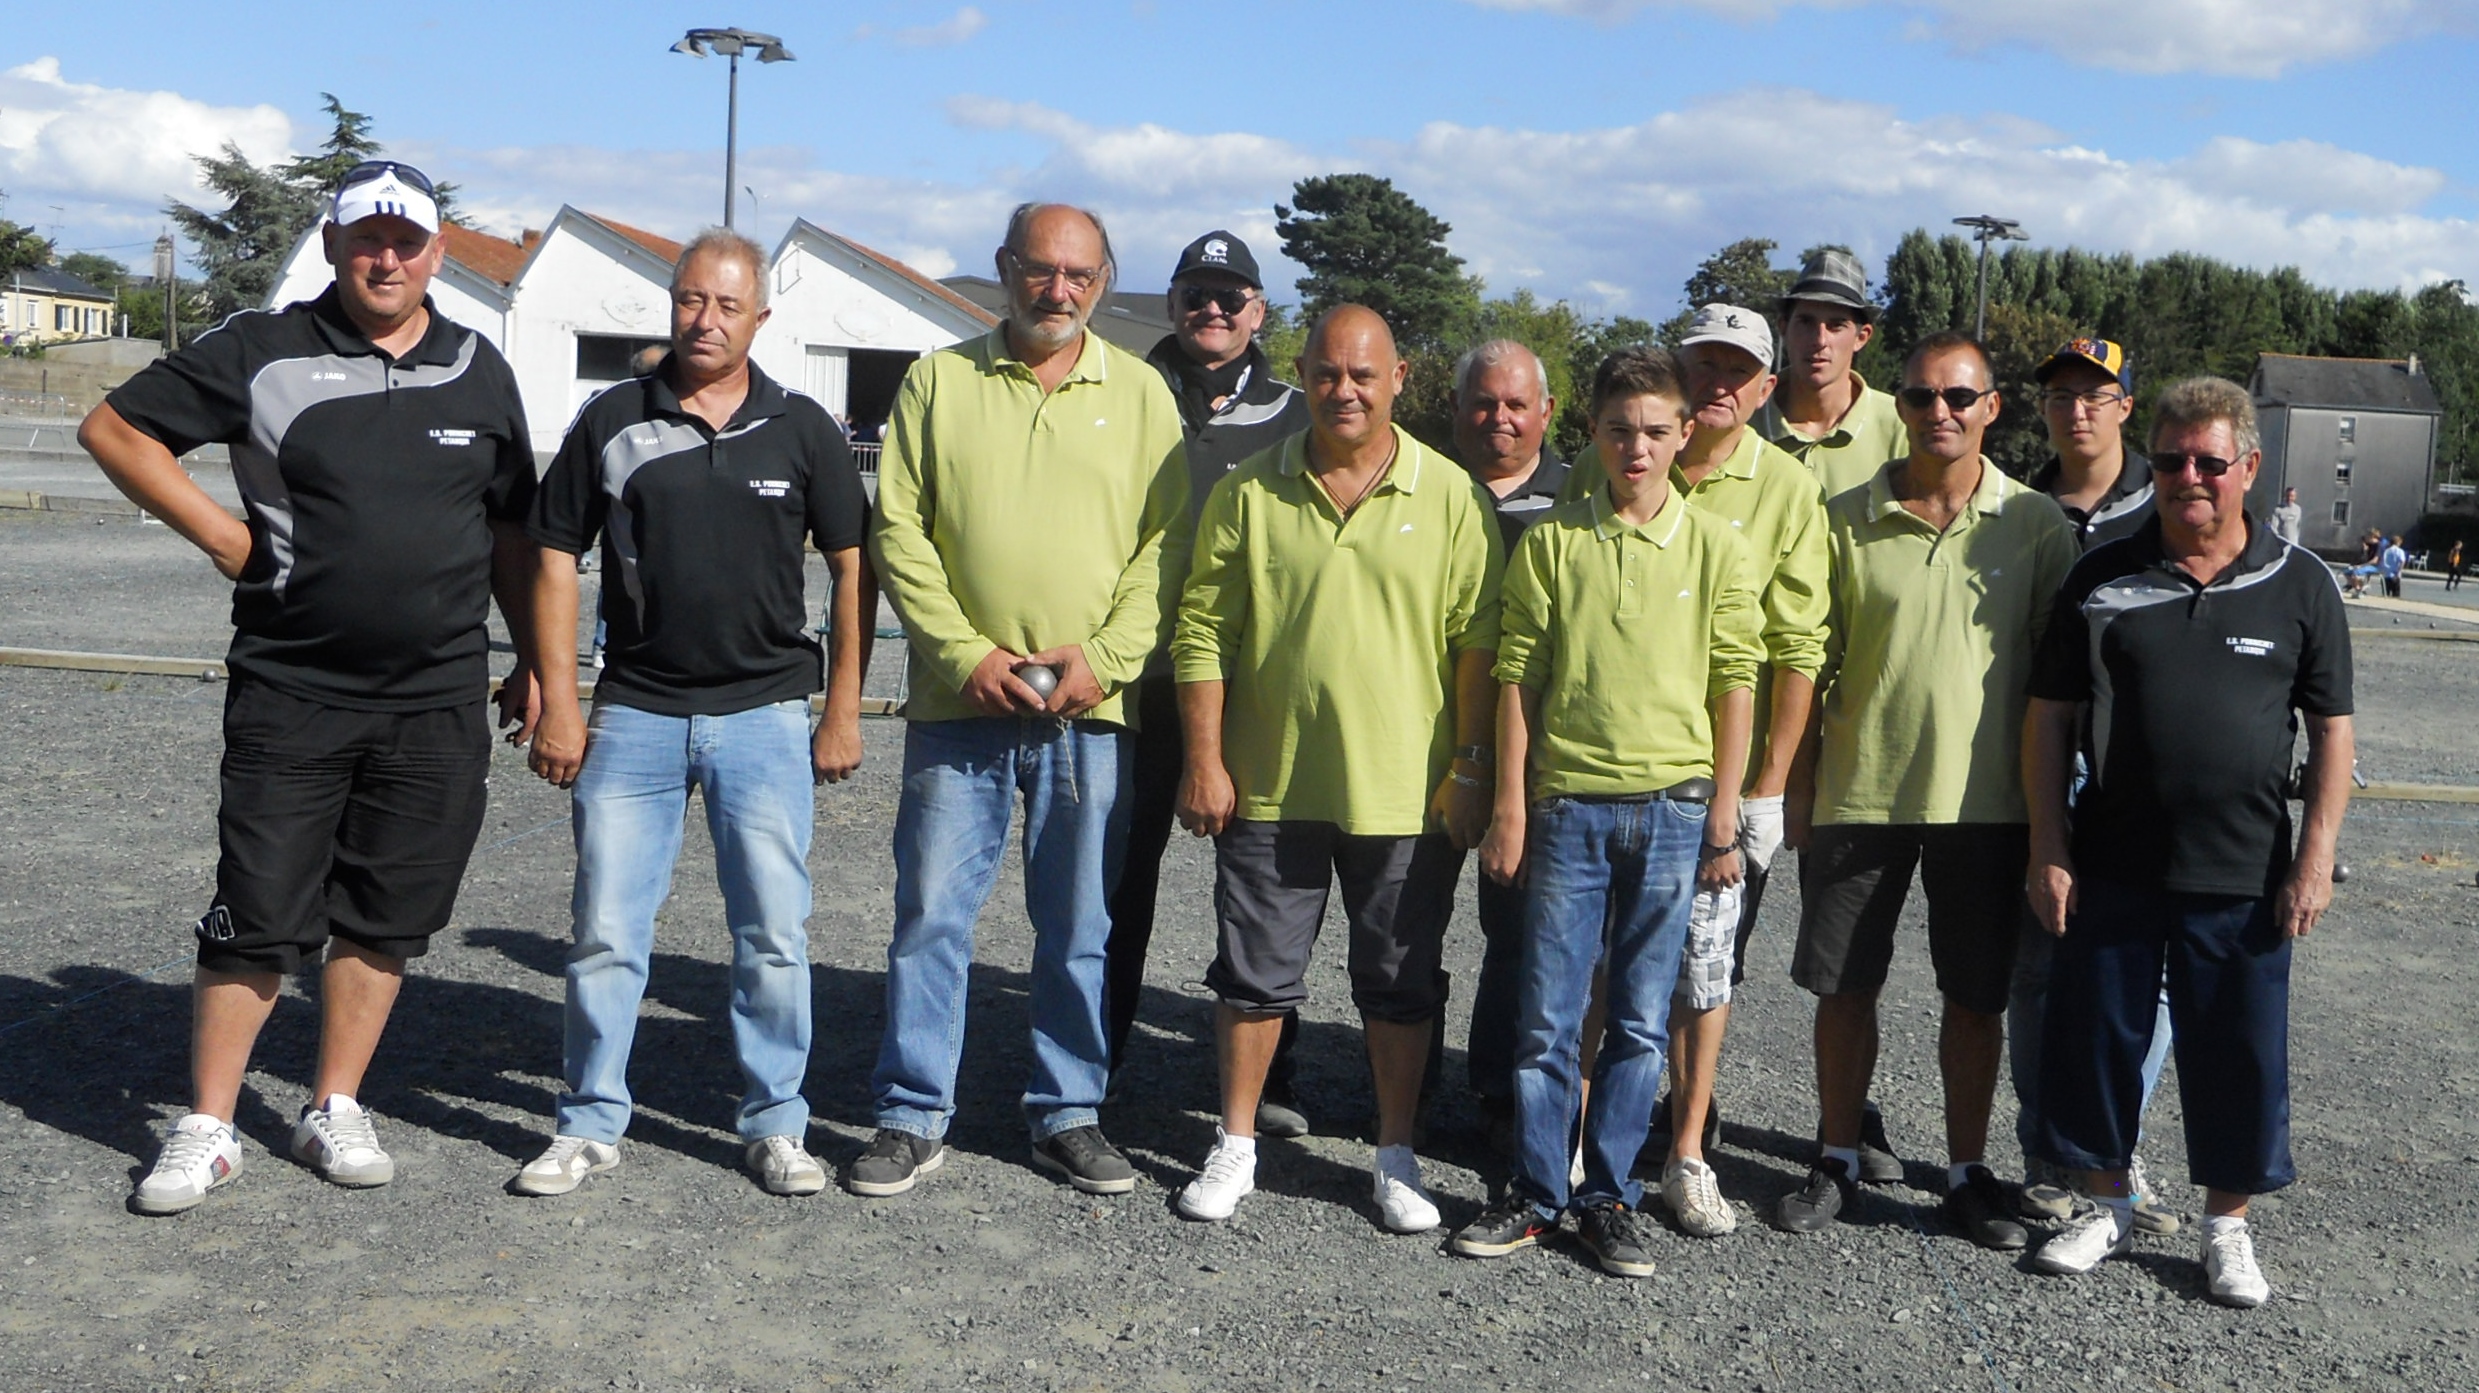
[1449,347,1763,1278]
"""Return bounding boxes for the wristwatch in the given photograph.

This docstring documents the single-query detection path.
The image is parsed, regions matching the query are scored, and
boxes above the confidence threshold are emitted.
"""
[1456,744,1493,765]
[1698,840,1739,862]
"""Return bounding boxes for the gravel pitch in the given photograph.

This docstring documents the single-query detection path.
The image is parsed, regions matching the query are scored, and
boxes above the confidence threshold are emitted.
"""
[3,508,2478,1392]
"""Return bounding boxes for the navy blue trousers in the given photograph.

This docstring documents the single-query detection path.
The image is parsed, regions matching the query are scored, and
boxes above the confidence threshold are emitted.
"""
[2036,878,2295,1195]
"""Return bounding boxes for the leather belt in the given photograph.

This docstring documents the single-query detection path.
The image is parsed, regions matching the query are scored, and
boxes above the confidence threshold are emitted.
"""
[1565,777,1716,805]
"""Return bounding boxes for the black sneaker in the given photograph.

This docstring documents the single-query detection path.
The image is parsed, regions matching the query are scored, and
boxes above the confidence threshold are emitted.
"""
[1856,1102,1904,1184]
[1941,1164,2030,1251]
[1256,1079,1311,1139]
[1772,1156,1856,1233]
[844,1128,944,1197]
[1450,1196,1555,1258]
[1031,1125,1137,1195]
[1577,1202,1658,1278]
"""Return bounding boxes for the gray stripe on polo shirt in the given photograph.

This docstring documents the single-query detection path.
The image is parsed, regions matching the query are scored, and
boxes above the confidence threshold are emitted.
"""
[597,417,710,609]
[2078,571,2189,789]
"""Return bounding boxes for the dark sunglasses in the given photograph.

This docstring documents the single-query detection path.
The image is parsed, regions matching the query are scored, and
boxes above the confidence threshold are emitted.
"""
[338,160,436,197]
[2147,451,2238,478]
[1896,385,1996,412]
[1177,285,1256,316]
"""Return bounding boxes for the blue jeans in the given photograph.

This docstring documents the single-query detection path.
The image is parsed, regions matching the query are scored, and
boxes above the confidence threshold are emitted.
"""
[1512,796,1704,1216]
[560,699,816,1145]
[873,717,1129,1143]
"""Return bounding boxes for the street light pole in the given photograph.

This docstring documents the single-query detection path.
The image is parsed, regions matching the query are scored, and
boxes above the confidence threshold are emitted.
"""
[153,232,176,352]
[671,27,796,230]
[1951,214,2028,339]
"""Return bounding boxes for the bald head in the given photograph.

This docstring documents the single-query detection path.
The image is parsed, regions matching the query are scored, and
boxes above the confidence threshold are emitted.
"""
[1298,304,1407,453]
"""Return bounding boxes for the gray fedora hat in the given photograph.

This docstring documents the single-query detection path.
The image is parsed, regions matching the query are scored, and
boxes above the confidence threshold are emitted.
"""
[1780,247,1876,320]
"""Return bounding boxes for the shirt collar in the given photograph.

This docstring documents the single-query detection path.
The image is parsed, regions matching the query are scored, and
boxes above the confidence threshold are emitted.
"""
[2030,452,2147,510]
[1281,423,1425,494]
[309,285,459,365]
[1765,369,1881,447]
[1471,446,1568,503]
[1591,475,1689,546]
[990,323,1108,386]
[1676,428,1763,492]
[1866,453,2008,523]
[647,358,788,431]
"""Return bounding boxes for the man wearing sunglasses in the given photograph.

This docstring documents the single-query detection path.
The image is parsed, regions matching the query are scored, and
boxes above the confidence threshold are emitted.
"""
[858,203,1189,1200]
[1112,231,1310,1132]
[84,161,540,1213]
[1776,332,2077,1250]
[2022,377,2352,1308]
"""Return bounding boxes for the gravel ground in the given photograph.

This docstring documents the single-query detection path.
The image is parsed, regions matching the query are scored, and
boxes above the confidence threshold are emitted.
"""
[4,508,2478,1392]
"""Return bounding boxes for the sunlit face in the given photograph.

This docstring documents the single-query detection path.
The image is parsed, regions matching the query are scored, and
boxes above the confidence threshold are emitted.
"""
[669,248,771,377]
[2037,360,2133,459]
[1299,312,1407,451]
[323,214,441,328]
[1781,300,1872,393]
[999,208,1110,357]
[1680,340,1776,436]
[2148,418,2258,537]
[1169,270,1263,369]
[1896,346,2000,464]
[1594,390,1694,510]
[1452,356,1554,479]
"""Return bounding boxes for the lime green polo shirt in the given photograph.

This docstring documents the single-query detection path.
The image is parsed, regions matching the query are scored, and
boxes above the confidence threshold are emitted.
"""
[1495,483,1763,800]
[1813,456,2079,826]
[1173,425,1502,835]
[1757,372,1908,501]
[1559,429,1828,786]
[871,327,1190,727]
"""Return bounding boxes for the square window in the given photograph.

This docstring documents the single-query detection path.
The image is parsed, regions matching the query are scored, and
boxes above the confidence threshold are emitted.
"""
[2332,500,2350,525]
[2338,416,2357,445]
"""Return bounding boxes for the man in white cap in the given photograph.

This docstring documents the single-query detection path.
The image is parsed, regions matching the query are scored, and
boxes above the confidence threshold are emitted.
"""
[83,161,541,1213]
[1757,249,1907,500]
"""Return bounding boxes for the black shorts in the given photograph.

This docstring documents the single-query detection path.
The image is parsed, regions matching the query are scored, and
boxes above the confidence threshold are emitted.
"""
[1204,819,1460,1024]
[1790,823,2027,1015]
[199,677,491,974]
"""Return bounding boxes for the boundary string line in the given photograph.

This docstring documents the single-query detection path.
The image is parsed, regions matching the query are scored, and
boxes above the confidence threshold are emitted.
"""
[1900,1199,2019,1393]
[0,814,569,1042]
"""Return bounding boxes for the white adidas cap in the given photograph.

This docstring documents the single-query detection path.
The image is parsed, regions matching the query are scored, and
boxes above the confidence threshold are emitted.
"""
[329,161,440,236]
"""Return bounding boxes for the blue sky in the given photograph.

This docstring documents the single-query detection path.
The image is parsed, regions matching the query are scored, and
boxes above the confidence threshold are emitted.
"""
[6,0,2475,316]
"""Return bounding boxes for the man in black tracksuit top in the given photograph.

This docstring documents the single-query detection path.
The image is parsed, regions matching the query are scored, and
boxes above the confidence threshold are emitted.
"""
[84,162,539,1214]
[1107,231,1309,1128]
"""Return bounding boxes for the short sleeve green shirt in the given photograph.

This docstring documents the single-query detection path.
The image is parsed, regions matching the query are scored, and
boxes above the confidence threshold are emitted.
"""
[1814,457,2079,825]
[1174,425,1503,835]
[1758,372,1909,502]
[1495,483,1763,800]
[869,327,1190,727]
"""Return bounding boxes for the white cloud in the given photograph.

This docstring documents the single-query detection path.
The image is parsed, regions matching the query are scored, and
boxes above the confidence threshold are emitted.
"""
[0,57,294,236]
[855,6,990,48]
[1467,0,2478,77]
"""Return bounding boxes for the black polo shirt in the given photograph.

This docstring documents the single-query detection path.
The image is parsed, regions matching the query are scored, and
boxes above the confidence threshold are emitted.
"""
[1473,449,1570,558]
[1146,335,1309,526]
[529,361,867,717]
[2031,453,2153,552]
[106,287,535,711]
[2029,515,2353,896]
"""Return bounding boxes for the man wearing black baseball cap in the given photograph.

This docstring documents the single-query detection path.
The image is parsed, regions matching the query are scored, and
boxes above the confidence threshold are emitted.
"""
[83,160,540,1213]
[1112,230,1310,1129]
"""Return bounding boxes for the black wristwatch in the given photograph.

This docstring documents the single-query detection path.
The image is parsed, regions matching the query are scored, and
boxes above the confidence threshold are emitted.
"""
[1698,840,1739,862]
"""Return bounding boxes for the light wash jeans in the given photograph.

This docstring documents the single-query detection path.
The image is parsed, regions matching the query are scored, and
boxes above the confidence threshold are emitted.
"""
[559,699,816,1145]
[872,716,1129,1143]
[1512,795,1704,1216]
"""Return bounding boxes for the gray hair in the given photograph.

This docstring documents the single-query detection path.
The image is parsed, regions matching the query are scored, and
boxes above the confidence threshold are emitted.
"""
[2150,375,2260,460]
[670,227,771,309]
[1453,339,1549,402]
[1001,201,1117,280]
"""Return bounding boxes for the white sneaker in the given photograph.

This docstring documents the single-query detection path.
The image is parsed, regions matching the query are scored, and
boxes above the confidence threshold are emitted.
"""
[2204,1222,2270,1308]
[512,1135,620,1197]
[1661,1155,1738,1238]
[1176,1128,1257,1221]
[2032,1203,2134,1275]
[1372,1144,1440,1233]
[134,1114,243,1215]
[290,1096,393,1187]
[745,1135,827,1196]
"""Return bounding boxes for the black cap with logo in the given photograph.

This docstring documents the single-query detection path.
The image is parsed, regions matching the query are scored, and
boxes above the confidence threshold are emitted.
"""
[1171,230,1264,290]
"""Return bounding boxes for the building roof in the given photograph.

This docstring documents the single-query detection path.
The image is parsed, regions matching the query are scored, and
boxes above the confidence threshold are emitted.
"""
[8,266,113,302]
[2252,353,2443,416]
[835,235,997,327]
[939,276,1172,353]
[440,224,527,286]
[579,213,683,264]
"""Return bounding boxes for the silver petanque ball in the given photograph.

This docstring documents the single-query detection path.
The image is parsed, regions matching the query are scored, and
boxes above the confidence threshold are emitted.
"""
[1016,663,1060,700]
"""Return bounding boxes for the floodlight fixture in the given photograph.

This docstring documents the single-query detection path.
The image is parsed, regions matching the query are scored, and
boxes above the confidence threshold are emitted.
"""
[671,27,796,227]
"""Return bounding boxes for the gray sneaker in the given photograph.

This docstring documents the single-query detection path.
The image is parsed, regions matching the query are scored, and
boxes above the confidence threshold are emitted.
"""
[1031,1125,1136,1195]
[290,1096,393,1187]
[2018,1157,2076,1224]
[2129,1153,2182,1236]
[1577,1202,1658,1278]
[844,1128,945,1197]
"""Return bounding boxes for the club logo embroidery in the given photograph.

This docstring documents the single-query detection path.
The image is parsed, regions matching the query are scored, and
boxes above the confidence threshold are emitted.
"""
[1202,239,1230,263]
[196,905,236,942]
[2227,636,2277,657]
[748,479,790,498]
[428,428,476,448]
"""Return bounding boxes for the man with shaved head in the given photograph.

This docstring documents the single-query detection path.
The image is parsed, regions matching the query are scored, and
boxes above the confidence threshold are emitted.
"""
[1171,306,1503,1231]
[857,202,1190,1199]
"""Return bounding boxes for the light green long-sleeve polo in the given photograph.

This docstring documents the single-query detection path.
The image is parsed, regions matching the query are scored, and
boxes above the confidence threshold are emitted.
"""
[1813,456,2079,825]
[870,327,1189,727]
[1496,483,1763,799]
[1173,426,1502,835]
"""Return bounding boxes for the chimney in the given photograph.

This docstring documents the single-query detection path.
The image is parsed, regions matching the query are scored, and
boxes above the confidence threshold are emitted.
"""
[2407,353,2422,376]
[521,229,542,251]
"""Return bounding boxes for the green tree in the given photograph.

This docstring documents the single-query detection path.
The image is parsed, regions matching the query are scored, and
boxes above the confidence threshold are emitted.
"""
[57,251,126,291]
[1656,238,1796,344]
[1273,174,1479,354]
[0,220,53,276]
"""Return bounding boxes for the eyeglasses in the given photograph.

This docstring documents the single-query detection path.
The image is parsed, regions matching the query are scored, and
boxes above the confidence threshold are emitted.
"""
[1896,385,1996,412]
[338,160,436,197]
[1005,251,1106,293]
[2147,451,2238,478]
[1177,285,1256,316]
[2039,388,2128,411]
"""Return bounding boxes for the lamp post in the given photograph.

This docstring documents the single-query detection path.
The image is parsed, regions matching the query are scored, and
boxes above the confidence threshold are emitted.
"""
[153,232,176,352]
[1951,214,2028,339]
[669,27,795,229]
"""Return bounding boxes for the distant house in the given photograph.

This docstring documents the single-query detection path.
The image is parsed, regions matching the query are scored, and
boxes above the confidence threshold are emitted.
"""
[1,266,116,346]
[264,211,994,457]
[939,275,1172,355]
[2250,353,2441,554]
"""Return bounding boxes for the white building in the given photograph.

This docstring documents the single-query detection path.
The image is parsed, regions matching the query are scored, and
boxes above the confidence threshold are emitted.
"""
[265,210,995,455]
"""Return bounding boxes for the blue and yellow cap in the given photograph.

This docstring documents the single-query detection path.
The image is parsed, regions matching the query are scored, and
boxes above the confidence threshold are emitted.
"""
[2033,337,2132,391]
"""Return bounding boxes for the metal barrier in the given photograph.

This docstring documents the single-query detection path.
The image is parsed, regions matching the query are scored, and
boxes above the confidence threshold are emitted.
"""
[0,392,74,417]
[851,441,881,476]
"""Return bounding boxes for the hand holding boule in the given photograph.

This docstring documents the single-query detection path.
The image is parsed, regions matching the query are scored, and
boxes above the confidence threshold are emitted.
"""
[1015,662,1060,703]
